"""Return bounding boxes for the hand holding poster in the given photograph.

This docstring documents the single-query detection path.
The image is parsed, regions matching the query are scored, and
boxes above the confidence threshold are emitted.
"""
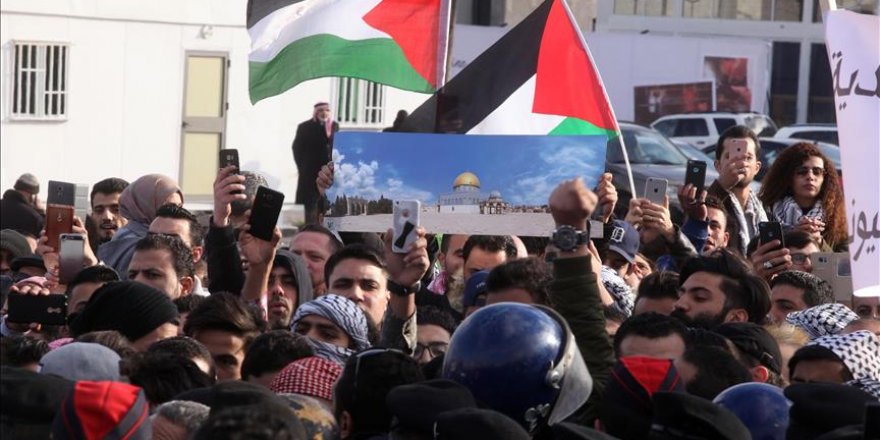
[824,9,880,297]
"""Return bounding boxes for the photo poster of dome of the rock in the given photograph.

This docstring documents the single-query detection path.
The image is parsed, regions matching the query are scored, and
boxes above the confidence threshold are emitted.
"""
[322,131,607,236]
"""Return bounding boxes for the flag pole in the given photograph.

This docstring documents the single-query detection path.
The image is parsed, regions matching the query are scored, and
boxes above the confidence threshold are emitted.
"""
[560,0,637,198]
[438,0,454,87]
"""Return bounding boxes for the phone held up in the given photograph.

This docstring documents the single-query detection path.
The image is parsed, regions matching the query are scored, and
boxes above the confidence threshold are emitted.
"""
[46,180,77,250]
[644,178,668,205]
[685,160,707,194]
[759,221,785,252]
[248,186,284,242]
[392,200,421,254]
[219,149,243,195]
[6,294,68,326]
[59,233,86,284]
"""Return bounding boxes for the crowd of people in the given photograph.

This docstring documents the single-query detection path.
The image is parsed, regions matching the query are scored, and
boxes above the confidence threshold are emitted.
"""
[1,122,878,440]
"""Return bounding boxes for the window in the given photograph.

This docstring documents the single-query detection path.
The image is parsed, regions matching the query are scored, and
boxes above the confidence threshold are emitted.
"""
[334,78,385,128]
[675,118,709,137]
[614,0,676,16]
[11,42,69,120]
[713,118,737,133]
[808,43,835,123]
[653,120,677,137]
[683,0,802,21]
[793,130,839,145]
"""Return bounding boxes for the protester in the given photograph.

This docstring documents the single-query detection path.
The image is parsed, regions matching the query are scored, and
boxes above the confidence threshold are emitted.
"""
[0,173,43,240]
[148,204,206,293]
[291,294,370,365]
[239,330,313,388]
[613,312,688,359]
[485,257,552,306]
[759,142,848,251]
[633,271,679,315]
[292,102,338,224]
[269,356,342,408]
[128,233,195,299]
[183,293,263,381]
[87,177,130,252]
[768,270,834,323]
[414,305,456,365]
[151,400,210,440]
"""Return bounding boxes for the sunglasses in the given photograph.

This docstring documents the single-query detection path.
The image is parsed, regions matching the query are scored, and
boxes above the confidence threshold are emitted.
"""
[796,166,826,177]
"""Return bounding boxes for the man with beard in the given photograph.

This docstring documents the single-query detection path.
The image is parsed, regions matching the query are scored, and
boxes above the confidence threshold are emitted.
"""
[292,102,338,224]
[671,249,771,328]
[265,250,313,330]
[87,178,129,253]
[681,126,765,256]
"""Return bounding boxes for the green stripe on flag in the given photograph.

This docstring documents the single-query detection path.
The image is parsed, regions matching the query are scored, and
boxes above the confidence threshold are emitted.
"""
[249,34,433,103]
[549,117,618,138]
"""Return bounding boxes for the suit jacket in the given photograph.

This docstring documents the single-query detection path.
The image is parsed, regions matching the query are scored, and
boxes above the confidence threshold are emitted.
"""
[292,118,339,206]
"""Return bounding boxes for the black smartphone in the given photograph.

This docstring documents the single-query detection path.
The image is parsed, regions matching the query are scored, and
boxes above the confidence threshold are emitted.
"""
[59,233,86,284]
[685,160,707,193]
[248,186,284,242]
[759,221,785,251]
[6,294,68,325]
[48,180,76,206]
[219,148,240,171]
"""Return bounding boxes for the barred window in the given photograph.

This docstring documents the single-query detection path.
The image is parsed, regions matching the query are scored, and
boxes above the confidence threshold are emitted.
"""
[11,42,69,120]
[334,78,385,128]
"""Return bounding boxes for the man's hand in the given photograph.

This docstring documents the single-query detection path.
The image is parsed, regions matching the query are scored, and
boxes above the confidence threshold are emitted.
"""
[624,198,644,228]
[6,278,52,333]
[718,156,749,190]
[72,217,98,267]
[678,184,708,221]
[640,196,675,242]
[238,225,281,267]
[213,165,247,228]
[317,162,334,196]
[750,240,792,281]
[549,178,598,230]
[794,216,825,240]
[384,227,429,288]
[594,173,617,224]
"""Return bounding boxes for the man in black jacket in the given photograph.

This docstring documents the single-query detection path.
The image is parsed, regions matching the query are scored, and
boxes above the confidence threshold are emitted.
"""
[292,102,338,224]
[0,173,43,239]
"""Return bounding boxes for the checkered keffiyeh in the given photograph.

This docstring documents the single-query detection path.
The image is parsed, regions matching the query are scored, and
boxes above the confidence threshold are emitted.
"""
[785,303,860,339]
[269,356,342,401]
[807,330,880,382]
[846,378,880,400]
[601,266,634,317]
[291,294,370,352]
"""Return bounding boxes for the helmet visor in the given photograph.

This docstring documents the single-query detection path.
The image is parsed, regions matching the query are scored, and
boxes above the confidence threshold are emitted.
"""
[548,337,593,426]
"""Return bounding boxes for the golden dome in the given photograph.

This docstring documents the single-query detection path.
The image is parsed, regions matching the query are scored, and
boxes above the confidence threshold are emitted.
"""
[453,172,481,188]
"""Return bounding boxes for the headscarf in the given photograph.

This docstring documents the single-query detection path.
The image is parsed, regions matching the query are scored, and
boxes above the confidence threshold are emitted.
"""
[291,294,370,365]
[119,174,182,226]
[785,303,860,340]
[806,330,880,382]
[269,356,342,402]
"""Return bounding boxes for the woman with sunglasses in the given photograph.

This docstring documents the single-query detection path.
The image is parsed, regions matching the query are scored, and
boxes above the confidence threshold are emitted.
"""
[758,142,848,251]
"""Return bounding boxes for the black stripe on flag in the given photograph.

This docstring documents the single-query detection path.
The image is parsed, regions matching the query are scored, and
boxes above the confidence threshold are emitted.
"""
[247,0,303,29]
[400,0,553,133]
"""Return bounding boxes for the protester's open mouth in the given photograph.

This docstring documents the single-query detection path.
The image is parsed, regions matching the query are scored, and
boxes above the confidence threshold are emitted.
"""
[100,223,118,230]
[269,304,287,314]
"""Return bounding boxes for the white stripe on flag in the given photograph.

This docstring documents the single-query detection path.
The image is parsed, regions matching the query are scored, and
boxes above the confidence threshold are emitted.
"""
[249,0,387,62]
[467,75,565,135]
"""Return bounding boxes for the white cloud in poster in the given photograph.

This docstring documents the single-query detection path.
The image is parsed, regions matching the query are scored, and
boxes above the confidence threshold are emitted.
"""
[507,144,604,205]
[332,154,434,202]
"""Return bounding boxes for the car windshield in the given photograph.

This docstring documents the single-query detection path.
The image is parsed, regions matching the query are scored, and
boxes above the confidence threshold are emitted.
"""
[607,127,689,165]
[745,115,778,137]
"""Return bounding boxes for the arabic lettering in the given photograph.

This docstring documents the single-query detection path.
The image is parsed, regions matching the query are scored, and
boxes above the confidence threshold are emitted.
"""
[849,199,880,261]
[830,51,880,111]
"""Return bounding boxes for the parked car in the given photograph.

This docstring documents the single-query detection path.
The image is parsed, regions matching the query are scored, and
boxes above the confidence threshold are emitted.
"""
[606,123,720,223]
[672,139,716,163]
[651,112,778,150]
[773,123,838,145]
[703,138,841,185]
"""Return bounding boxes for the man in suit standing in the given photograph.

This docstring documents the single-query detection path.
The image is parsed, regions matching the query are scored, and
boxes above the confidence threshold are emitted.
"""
[292,102,338,224]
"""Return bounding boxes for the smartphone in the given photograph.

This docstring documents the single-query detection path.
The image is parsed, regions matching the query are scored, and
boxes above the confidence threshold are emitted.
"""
[758,221,784,251]
[59,233,85,284]
[45,205,75,250]
[6,294,68,325]
[813,252,853,302]
[47,181,76,206]
[728,138,748,159]
[248,186,284,242]
[219,149,243,195]
[392,200,421,253]
[644,178,668,205]
[685,160,707,193]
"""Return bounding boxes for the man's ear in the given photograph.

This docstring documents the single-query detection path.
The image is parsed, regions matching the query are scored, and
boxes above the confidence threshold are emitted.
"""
[754,160,762,175]
[714,159,722,172]
[180,276,195,296]
[192,246,204,264]
[725,308,749,323]
[750,365,770,383]
[340,410,353,439]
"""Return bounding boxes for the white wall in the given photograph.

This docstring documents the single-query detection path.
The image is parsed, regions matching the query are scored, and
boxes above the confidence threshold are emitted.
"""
[0,0,430,204]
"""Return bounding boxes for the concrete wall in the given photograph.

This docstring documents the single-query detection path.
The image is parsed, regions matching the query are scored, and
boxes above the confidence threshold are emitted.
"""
[0,0,429,204]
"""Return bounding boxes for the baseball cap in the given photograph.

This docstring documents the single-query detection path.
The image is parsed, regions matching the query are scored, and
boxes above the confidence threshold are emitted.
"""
[608,220,639,263]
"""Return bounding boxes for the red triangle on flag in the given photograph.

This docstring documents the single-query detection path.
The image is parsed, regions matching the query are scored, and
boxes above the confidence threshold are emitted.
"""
[533,0,617,132]
[364,0,443,87]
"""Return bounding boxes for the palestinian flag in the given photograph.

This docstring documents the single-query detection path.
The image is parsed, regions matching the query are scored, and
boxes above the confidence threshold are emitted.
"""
[400,0,618,138]
[247,0,451,103]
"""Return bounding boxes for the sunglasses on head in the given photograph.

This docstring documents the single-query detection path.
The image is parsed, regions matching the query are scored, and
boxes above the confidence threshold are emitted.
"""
[796,166,825,177]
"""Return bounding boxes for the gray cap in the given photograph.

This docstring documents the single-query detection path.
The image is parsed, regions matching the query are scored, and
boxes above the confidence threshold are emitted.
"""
[39,342,121,382]
[13,173,40,194]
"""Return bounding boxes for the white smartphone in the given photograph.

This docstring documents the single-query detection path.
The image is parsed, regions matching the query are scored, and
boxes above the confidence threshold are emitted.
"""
[392,200,421,254]
[59,233,85,284]
[644,178,668,205]
[812,252,853,302]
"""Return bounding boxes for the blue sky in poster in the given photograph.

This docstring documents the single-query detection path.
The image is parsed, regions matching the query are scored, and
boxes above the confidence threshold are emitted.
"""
[328,132,608,206]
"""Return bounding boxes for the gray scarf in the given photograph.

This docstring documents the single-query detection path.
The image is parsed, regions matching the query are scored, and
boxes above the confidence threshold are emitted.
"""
[771,196,825,230]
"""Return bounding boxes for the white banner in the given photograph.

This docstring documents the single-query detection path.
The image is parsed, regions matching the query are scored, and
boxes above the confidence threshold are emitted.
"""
[825,10,880,298]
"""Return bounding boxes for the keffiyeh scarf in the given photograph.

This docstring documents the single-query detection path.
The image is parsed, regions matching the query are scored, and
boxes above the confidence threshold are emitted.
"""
[291,294,371,365]
[785,303,860,339]
[601,266,634,317]
[772,196,824,229]
[807,330,880,382]
[727,188,768,255]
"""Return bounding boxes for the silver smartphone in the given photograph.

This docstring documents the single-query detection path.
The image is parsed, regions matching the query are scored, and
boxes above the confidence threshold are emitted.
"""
[813,252,853,302]
[59,233,85,284]
[644,178,668,205]
[392,200,421,254]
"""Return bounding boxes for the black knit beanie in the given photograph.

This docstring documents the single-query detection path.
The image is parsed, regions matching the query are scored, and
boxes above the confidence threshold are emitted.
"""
[70,281,179,342]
